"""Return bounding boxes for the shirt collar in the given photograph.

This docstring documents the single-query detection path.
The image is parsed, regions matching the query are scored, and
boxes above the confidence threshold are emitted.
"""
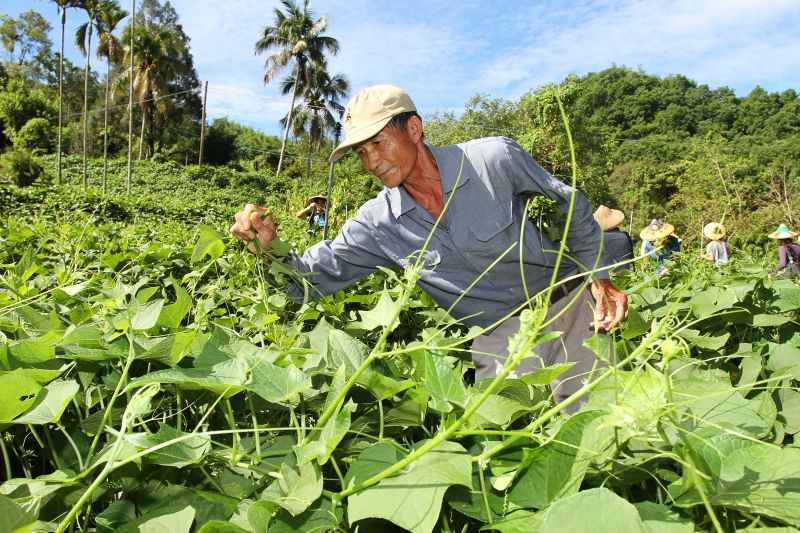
[387,143,472,219]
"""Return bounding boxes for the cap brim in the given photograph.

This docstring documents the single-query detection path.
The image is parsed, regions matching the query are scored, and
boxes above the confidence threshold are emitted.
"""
[595,211,625,230]
[329,116,393,162]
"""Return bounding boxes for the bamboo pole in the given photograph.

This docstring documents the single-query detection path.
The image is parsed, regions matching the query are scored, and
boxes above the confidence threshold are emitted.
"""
[198,81,208,165]
[126,0,135,195]
[323,124,341,241]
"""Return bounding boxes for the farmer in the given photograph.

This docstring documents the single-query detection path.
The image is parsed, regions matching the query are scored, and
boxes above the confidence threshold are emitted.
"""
[592,205,633,271]
[230,84,627,411]
[701,222,730,267]
[768,223,800,278]
[640,219,680,274]
[296,194,328,235]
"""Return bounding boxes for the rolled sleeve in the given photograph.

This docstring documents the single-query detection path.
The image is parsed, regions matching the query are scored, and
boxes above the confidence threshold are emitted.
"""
[273,207,395,303]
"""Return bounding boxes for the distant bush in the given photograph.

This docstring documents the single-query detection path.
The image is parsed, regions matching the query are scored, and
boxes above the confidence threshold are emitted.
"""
[0,147,44,187]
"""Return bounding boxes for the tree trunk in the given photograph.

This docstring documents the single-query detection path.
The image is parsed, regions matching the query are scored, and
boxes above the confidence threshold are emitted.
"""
[126,0,136,194]
[102,59,110,194]
[57,8,66,186]
[139,95,147,160]
[82,27,93,189]
[275,62,301,176]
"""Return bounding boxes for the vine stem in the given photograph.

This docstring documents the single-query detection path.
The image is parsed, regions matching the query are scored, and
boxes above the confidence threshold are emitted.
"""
[0,437,12,480]
[84,325,137,466]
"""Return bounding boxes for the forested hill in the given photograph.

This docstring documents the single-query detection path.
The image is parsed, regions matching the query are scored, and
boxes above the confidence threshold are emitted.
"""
[424,66,800,250]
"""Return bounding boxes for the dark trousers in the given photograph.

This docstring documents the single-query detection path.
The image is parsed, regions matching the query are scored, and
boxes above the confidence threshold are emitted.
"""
[471,282,609,414]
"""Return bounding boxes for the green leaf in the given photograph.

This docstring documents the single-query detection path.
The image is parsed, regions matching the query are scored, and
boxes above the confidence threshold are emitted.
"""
[777,388,800,435]
[0,494,36,533]
[676,329,729,351]
[690,287,737,318]
[478,509,543,532]
[326,329,368,375]
[672,378,772,438]
[345,440,472,533]
[423,351,468,413]
[138,331,196,366]
[197,521,250,533]
[246,358,312,404]
[116,504,196,533]
[752,313,792,327]
[147,424,211,468]
[633,501,694,533]
[674,439,800,527]
[767,344,800,381]
[157,281,192,329]
[192,225,225,263]
[7,331,61,364]
[130,299,165,331]
[261,453,322,516]
[0,370,42,422]
[14,380,79,424]
[130,359,248,397]
[538,487,647,532]
[357,288,401,331]
[294,366,351,465]
[507,411,614,509]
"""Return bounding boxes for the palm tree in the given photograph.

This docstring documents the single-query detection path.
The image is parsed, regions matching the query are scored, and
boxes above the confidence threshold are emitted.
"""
[280,63,348,179]
[95,2,127,193]
[51,0,81,185]
[76,0,116,189]
[255,0,340,176]
[117,23,182,160]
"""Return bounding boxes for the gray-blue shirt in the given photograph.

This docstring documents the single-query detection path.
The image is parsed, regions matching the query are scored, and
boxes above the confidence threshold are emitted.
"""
[276,137,607,327]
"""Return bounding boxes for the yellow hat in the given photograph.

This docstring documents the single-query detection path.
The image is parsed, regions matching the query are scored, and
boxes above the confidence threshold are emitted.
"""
[640,219,674,240]
[703,222,726,241]
[329,85,417,162]
[768,223,799,239]
[593,205,625,231]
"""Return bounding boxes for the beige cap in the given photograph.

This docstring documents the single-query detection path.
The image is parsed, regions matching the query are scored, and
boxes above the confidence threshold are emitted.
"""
[593,205,625,230]
[703,222,726,241]
[640,219,674,240]
[329,84,417,162]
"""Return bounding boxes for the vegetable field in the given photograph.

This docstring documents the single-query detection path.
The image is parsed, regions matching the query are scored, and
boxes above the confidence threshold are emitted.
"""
[2,195,800,532]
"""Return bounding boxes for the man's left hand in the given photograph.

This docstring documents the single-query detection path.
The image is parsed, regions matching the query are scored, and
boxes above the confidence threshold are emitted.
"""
[590,278,627,331]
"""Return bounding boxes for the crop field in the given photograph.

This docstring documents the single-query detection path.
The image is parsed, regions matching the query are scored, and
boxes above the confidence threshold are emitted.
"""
[1,170,800,533]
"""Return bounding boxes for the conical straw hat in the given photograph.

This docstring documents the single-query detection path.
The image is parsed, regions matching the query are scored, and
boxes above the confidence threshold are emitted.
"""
[640,219,674,240]
[593,205,625,231]
[307,194,328,204]
[768,223,799,239]
[703,222,726,241]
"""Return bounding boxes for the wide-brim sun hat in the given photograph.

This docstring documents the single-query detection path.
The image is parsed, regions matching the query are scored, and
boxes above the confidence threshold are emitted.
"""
[329,84,417,162]
[307,194,327,204]
[703,222,726,241]
[640,219,675,240]
[768,223,799,239]
[593,205,625,231]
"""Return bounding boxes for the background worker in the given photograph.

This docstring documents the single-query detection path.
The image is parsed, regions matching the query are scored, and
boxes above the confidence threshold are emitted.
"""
[296,194,328,235]
[640,219,680,274]
[230,85,627,412]
[593,205,633,272]
[768,223,800,278]
[701,222,730,267]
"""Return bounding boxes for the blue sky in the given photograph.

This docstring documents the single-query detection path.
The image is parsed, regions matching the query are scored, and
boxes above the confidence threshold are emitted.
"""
[5,0,800,137]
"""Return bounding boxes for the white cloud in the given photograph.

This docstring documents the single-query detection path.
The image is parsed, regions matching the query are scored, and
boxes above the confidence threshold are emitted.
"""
[9,0,800,134]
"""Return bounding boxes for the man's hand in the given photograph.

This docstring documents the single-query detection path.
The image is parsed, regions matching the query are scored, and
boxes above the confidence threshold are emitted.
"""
[590,278,627,331]
[230,203,277,255]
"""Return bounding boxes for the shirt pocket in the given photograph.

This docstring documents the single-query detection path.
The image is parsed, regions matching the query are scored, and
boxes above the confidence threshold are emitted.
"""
[470,201,514,242]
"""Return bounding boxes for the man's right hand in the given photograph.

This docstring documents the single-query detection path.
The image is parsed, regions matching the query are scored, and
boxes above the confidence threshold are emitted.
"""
[230,203,277,255]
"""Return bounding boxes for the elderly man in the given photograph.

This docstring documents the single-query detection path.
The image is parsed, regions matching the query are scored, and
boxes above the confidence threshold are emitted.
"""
[230,85,627,411]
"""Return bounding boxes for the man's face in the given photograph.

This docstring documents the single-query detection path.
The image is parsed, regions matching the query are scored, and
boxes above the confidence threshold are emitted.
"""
[353,122,418,188]
[313,199,326,212]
